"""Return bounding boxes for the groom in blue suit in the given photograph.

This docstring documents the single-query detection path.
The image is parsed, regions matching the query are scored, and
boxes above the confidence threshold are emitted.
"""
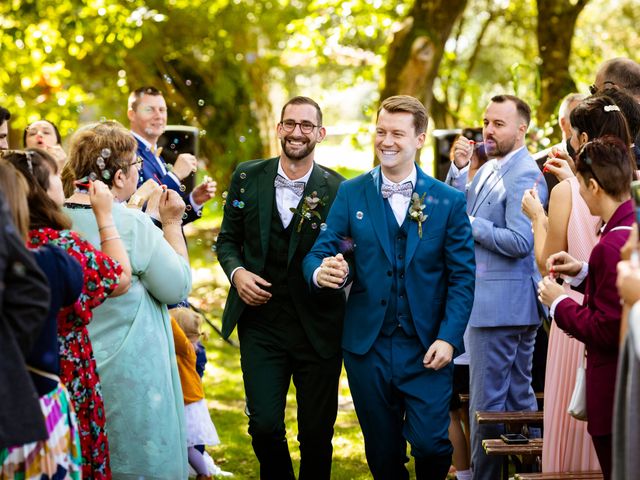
[303,95,475,479]
[446,95,548,480]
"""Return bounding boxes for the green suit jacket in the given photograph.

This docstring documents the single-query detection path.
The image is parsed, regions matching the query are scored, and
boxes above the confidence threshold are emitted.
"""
[216,157,346,358]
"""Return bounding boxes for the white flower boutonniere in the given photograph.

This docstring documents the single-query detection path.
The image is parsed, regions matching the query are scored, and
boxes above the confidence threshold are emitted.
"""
[408,192,428,238]
[290,191,327,232]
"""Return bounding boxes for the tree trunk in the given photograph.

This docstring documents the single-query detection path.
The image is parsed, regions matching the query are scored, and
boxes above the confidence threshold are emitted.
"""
[536,0,589,127]
[380,0,468,113]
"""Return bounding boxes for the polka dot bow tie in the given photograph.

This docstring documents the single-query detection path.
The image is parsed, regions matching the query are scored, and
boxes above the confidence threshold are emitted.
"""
[381,181,413,199]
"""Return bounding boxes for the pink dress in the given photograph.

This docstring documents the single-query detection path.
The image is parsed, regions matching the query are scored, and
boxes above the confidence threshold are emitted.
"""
[542,177,601,472]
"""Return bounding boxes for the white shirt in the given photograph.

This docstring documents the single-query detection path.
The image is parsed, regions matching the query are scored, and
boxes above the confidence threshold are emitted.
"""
[381,166,417,226]
[275,161,314,228]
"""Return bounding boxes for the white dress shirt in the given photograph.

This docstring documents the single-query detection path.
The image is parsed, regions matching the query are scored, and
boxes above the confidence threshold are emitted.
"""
[381,166,417,226]
[275,162,313,228]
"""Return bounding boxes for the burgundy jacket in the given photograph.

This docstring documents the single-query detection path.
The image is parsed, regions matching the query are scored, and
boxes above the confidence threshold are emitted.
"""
[555,199,634,437]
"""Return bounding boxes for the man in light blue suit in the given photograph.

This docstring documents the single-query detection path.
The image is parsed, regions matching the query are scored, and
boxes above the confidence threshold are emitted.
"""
[303,95,475,479]
[446,95,548,480]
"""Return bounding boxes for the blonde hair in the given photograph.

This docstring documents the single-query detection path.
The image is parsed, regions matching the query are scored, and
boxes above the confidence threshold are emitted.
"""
[170,307,207,344]
[62,120,137,196]
[0,158,30,239]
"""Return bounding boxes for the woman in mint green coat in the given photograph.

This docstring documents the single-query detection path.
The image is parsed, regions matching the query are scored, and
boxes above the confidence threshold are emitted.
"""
[63,121,192,480]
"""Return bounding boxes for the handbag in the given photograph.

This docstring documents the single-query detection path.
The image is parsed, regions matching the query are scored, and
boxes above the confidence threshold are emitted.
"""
[567,352,588,421]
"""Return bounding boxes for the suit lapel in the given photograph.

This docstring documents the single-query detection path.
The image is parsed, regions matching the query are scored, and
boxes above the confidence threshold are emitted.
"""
[365,168,393,266]
[257,159,278,262]
[405,166,436,267]
[287,163,327,265]
[469,151,522,216]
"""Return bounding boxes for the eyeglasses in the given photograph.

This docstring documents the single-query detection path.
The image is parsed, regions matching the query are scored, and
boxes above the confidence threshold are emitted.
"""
[129,156,144,168]
[589,81,617,95]
[279,120,320,134]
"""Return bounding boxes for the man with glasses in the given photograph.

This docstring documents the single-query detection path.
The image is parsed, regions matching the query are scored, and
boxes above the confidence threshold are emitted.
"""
[127,86,216,221]
[0,106,11,150]
[216,96,346,479]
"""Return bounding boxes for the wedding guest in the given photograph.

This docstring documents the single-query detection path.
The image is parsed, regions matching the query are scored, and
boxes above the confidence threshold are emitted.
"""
[0,106,10,149]
[63,120,192,479]
[23,120,67,171]
[538,136,635,480]
[5,147,131,480]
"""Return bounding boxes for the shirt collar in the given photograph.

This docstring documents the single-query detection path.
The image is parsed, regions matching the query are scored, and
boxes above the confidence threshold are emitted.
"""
[493,145,526,170]
[131,131,158,153]
[277,161,314,184]
[381,165,417,187]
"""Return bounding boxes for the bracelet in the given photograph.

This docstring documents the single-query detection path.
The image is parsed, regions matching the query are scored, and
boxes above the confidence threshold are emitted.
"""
[101,235,121,244]
[162,220,182,226]
[98,224,115,232]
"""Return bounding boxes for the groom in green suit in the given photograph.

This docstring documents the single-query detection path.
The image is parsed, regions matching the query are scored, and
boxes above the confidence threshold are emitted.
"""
[216,96,346,479]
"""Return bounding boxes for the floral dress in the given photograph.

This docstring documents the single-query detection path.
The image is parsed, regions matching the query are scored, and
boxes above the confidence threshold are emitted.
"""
[28,228,121,480]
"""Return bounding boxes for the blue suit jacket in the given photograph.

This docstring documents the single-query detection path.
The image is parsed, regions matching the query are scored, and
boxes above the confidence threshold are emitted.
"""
[135,137,199,224]
[446,148,548,327]
[303,164,476,356]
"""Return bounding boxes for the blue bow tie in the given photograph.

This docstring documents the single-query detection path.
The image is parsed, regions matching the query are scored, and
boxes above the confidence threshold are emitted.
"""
[381,181,413,199]
[274,174,305,196]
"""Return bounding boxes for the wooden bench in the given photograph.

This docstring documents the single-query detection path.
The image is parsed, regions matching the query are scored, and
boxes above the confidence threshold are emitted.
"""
[476,410,544,425]
[514,472,602,480]
[482,438,543,457]
[460,392,544,404]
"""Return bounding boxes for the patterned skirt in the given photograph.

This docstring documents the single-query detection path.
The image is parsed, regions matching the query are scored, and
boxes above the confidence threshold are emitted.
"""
[0,383,82,480]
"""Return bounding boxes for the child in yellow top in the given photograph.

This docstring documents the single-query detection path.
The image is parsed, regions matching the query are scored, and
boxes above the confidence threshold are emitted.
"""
[171,307,231,479]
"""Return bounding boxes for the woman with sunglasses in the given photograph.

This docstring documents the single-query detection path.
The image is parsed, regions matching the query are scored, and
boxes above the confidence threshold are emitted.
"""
[4,147,131,480]
[538,136,635,480]
[520,94,637,473]
[62,121,192,480]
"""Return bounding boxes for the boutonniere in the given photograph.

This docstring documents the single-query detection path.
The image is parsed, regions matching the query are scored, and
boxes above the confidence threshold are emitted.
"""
[290,191,327,232]
[408,192,428,238]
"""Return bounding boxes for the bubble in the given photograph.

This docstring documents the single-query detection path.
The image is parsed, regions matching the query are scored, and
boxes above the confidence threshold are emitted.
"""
[222,191,228,199]
[172,102,177,107]
[101,170,111,180]
[97,158,105,170]
[197,211,202,217]
[211,245,217,252]
[12,261,26,277]
[89,172,98,181]
[323,171,329,178]
[163,74,173,84]
[198,99,205,106]
[99,116,107,122]
[356,211,364,220]
[199,130,207,137]
[196,239,203,246]
[311,222,317,229]
[101,148,111,158]
[182,213,188,220]
[170,143,176,149]
[76,105,84,113]
[240,172,247,179]
[212,201,219,209]
[320,223,327,231]
[240,188,245,193]
[222,200,226,206]
[185,204,192,211]
[173,138,179,144]
[248,128,253,133]
[238,201,245,209]
[239,136,246,143]
[179,184,186,192]
[185,79,192,86]
[232,200,239,207]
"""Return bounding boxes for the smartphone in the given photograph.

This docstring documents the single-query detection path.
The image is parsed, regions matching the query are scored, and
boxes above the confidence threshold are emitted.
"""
[500,433,529,444]
[631,180,640,225]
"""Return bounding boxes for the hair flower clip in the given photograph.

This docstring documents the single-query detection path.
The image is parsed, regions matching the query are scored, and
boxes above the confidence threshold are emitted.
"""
[604,105,620,112]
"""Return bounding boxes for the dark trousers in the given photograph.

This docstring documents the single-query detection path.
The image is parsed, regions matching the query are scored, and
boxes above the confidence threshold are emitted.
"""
[344,329,453,480]
[238,307,342,480]
[592,434,612,480]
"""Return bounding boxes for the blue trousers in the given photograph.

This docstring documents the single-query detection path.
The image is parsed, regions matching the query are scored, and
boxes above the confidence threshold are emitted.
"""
[344,329,453,479]
[468,325,538,480]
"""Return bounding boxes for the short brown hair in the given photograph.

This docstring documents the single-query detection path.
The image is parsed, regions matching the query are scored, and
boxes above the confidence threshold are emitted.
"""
[63,120,138,196]
[3,148,72,231]
[491,94,531,127]
[280,96,323,125]
[128,86,163,112]
[0,158,30,238]
[600,58,640,98]
[378,95,428,134]
[576,135,634,200]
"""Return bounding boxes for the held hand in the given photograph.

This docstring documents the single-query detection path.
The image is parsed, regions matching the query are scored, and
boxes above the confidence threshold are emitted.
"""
[159,189,186,224]
[546,251,582,278]
[423,340,454,370]
[620,225,638,261]
[89,180,114,218]
[543,153,575,182]
[537,275,565,307]
[192,178,217,205]
[145,186,163,218]
[172,153,198,181]
[234,269,272,306]
[136,179,163,202]
[452,136,473,169]
[317,253,349,289]
[617,260,640,305]
[521,188,544,221]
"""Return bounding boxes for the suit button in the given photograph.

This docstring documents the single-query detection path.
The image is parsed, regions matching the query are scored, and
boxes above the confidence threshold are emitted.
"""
[399,273,405,279]
[398,254,403,260]
[387,271,392,276]
[381,300,387,306]
[399,294,405,299]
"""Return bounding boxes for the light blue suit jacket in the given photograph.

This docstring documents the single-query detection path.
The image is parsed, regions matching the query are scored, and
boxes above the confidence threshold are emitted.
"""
[446,147,548,327]
[303,164,476,356]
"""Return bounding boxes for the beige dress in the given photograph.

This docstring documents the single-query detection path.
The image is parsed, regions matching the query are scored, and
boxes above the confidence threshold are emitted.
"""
[542,177,601,472]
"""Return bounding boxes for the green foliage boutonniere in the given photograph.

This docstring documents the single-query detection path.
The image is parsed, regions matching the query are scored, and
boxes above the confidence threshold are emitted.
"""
[290,191,327,232]
[408,192,428,238]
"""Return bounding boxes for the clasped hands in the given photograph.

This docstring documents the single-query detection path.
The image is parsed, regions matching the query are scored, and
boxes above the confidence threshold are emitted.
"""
[537,251,583,306]
[316,254,349,289]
